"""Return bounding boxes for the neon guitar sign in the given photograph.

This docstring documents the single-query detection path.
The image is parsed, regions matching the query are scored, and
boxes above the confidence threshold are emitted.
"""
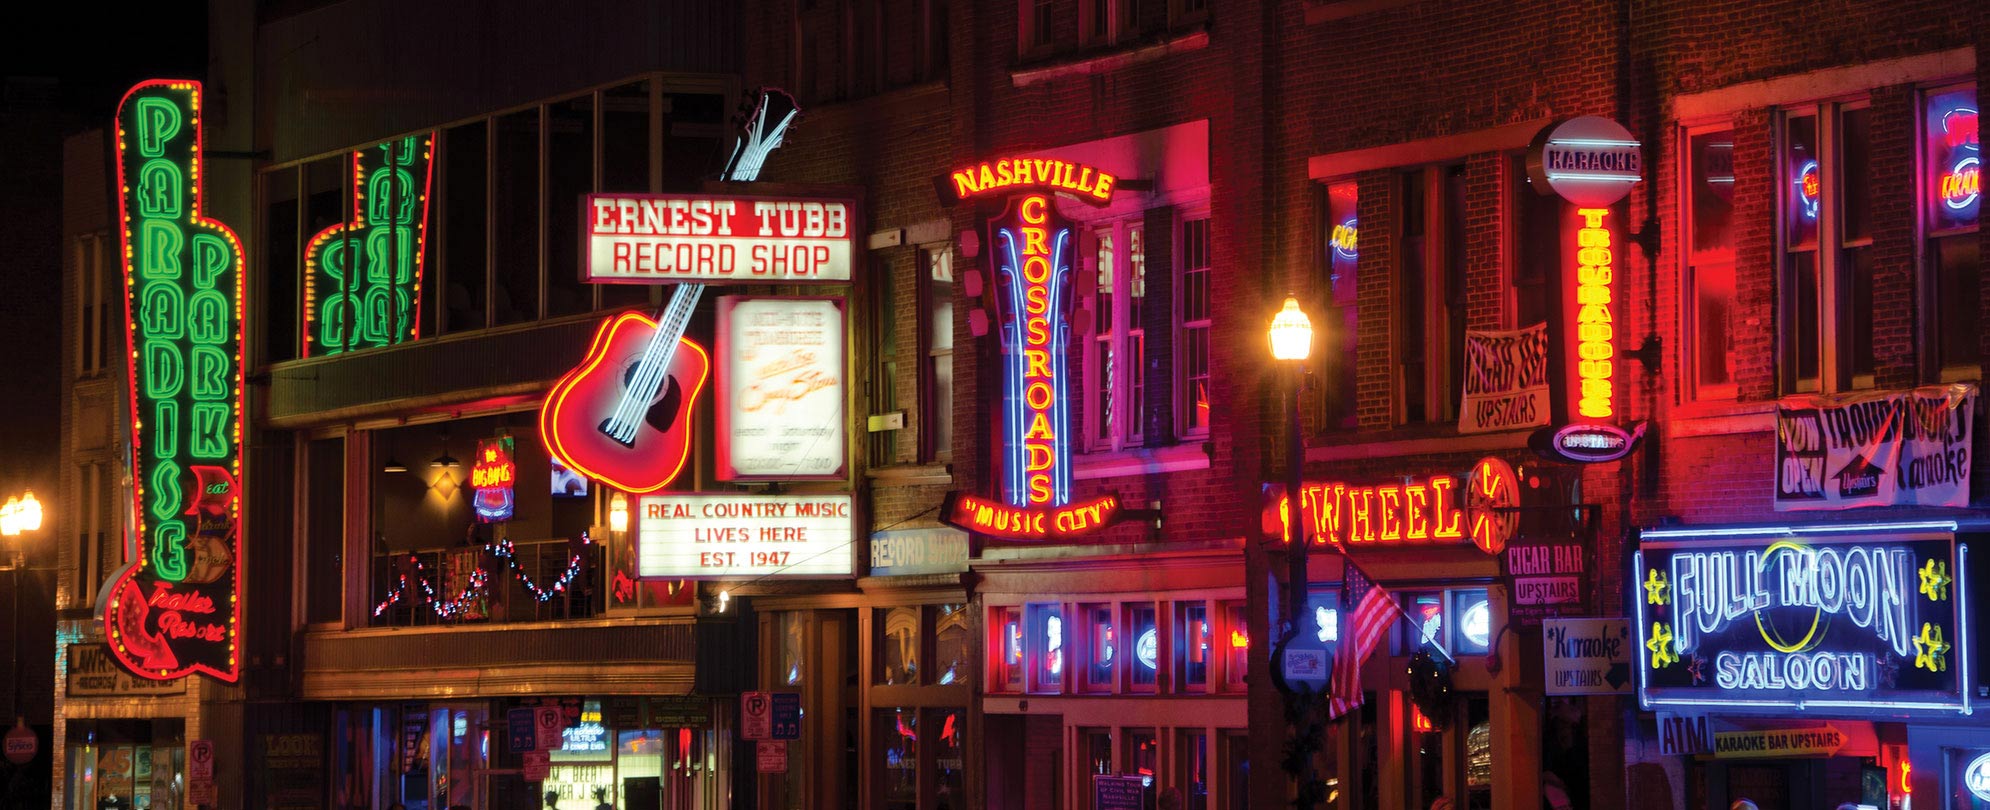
[541,89,799,493]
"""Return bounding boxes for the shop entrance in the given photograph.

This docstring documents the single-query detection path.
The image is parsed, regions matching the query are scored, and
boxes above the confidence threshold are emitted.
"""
[1709,757,1880,809]
[985,714,1062,810]
[476,771,536,810]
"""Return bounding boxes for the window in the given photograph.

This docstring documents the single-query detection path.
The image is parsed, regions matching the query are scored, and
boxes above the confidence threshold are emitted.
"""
[1779,101,1873,393]
[1173,600,1210,691]
[1451,589,1491,655]
[1023,0,1056,54]
[990,606,1025,692]
[1177,730,1210,810]
[1026,602,1066,693]
[933,604,969,685]
[1125,602,1159,690]
[73,463,111,609]
[1088,222,1147,450]
[871,254,903,466]
[1082,728,1114,779]
[259,168,301,364]
[780,611,806,686]
[1395,167,1467,424]
[878,605,920,685]
[441,120,490,333]
[1320,182,1360,431]
[920,246,955,462]
[1081,603,1117,692]
[545,95,595,319]
[879,708,918,810]
[1512,154,1560,331]
[304,437,345,624]
[493,108,541,325]
[877,707,966,810]
[1925,85,1980,380]
[75,233,114,375]
[1222,601,1249,690]
[1684,127,1738,400]
[1125,730,1160,807]
[1179,214,1213,436]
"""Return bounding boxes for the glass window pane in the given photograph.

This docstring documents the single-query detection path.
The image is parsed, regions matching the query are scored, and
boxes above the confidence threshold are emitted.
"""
[493,109,541,325]
[932,603,968,685]
[442,121,489,332]
[1452,589,1491,655]
[1935,235,1982,374]
[929,707,966,807]
[877,606,920,685]
[1925,86,1979,231]
[546,95,595,318]
[1404,592,1444,651]
[923,247,955,462]
[1323,181,1360,430]
[1786,114,1821,248]
[878,708,917,810]
[1691,262,1737,399]
[1082,727,1113,778]
[780,611,805,686]
[1125,729,1159,809]
[1398,172,1428,423]
[1178,730,1209,810]
[1789,251,1821,391]
[1127,224,1146,444]
[1127,603,1158,688]
[662,92,725,190]
[1689,131,1737,260]
[1223,601,1249,689]
[1839,107,1872,243]
[992,606,1025,692]
[599,83,652,311]
[1847,246,1875,386]
[1083,604,1116,691]
[262,167,300,363]
[1027,602,1065,693]
[1174,600,1209,688]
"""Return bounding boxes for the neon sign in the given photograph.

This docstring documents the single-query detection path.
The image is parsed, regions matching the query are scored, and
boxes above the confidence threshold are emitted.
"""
[1329,217,1358,261]
[999,193,1074,506]
[1263,473,1468,547]
[1932,100,1979,218]
[1527,117,1644,208]
[471,436,516,523]
[1965,751,1990,801]
[303,134,433,355]
[1571,208,1616,420]
[944,493,1122,542]
[102,80,245,682]
[1635,527,1969,717]
[1795,159,1822,220]
[945,157,1117,205]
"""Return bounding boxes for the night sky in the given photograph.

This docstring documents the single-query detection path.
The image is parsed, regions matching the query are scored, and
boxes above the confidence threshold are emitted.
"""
[0,5,206,513]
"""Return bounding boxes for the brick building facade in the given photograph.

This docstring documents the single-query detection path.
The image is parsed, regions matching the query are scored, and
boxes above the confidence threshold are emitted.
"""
[46,0,1990,809]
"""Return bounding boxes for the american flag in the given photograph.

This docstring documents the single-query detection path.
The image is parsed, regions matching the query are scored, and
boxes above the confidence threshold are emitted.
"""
[1328,562,1398,719]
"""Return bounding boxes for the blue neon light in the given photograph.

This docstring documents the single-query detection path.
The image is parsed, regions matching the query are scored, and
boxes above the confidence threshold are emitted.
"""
[1795,159,1821,220]
[994,219,1076,508]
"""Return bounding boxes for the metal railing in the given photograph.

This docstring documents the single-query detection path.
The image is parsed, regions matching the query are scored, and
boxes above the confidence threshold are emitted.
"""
[369,537,604,627]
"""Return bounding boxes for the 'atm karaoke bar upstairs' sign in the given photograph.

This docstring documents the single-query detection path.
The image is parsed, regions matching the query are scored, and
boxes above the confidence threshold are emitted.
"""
[1635,524,1972,717]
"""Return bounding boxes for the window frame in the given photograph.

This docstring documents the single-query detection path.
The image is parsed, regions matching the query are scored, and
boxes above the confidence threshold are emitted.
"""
[1392,165,1467,425]
[917,243,956,463]
[1020,0,1056,58]
[1679,121,1741,402]
[1084,218,1149,452]
[1777,97,1874,395]
[1176,208,1213,439]
[1920,81,1981,383]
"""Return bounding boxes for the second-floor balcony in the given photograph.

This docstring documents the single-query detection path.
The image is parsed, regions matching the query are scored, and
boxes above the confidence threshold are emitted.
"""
[369,536,605,628]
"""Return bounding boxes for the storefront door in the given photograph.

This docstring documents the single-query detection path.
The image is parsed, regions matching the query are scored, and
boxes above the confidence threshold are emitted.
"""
[477,770,537,810]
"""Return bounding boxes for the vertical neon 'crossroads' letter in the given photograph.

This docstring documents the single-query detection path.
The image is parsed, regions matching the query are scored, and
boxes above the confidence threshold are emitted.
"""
[996,193,1075,507]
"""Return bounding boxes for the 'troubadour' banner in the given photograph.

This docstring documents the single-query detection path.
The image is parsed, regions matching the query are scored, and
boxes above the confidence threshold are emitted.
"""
[1774,383,1977,511]
[1458,323,1549,434]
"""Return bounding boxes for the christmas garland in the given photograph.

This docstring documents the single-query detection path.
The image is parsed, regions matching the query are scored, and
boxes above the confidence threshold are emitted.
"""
[372,533,592,617]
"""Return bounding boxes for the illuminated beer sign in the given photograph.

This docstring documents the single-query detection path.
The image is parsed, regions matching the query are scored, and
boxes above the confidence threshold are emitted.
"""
[1927,90,1979,228]
[581,194,856,283]
[945,157,1116,205]
[471,436,517,523]
[103,80,246,682]
[1635,524,1971,717]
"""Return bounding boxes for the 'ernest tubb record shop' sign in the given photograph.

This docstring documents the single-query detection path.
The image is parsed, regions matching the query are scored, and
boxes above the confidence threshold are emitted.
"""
[103,80,247,682]
[1635,524,1972,717]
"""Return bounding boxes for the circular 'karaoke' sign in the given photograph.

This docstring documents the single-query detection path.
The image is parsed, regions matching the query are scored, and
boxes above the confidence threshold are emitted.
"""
[1528,117,1644,207]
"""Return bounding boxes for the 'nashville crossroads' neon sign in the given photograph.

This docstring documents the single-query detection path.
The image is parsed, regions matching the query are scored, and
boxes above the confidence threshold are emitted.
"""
[103,80,246,682]
[1636,526,1969,716]
[941,158,1130,544]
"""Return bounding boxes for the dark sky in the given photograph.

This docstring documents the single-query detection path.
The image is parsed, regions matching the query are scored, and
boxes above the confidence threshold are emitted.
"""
[0,4,207,516]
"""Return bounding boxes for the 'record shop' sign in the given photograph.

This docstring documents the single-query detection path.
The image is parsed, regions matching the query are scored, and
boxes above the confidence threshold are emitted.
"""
[1774,383,1976,511]
[582,194,856,283]
[716,297,846,480]
[637,493,853,578]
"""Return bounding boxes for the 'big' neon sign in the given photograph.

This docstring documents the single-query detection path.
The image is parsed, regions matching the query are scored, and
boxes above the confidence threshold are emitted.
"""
[104,80,246,683]
[998,194,1074,506]
[1572,208,1615,420]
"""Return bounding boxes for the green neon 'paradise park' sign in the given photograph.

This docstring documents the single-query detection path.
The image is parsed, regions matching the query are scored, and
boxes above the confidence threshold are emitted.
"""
[103,80,245,683]
[303,134,433,355]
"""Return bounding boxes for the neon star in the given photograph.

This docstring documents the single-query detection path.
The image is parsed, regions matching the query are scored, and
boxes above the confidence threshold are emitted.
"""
[1643,569,1669,605]
[1913,623,1949,672]
[1918,560,1951,601]
[1645,622,1677,669]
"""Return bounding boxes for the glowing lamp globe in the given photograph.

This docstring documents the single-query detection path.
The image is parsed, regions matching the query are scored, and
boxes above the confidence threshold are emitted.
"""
[18,491,42,532]
[1268,297,1313,362]
[608,491,630,533]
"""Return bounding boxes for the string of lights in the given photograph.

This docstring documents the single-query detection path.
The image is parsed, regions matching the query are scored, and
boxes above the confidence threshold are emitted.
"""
[371,533,590,617]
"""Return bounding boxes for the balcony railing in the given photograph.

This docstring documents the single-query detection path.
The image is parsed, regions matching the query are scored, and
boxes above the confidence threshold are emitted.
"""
[369,536,604,627]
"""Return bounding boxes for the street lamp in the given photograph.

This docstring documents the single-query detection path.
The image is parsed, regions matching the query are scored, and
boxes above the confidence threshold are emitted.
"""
[1,489,46,738]
[1268,296,1319,809]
